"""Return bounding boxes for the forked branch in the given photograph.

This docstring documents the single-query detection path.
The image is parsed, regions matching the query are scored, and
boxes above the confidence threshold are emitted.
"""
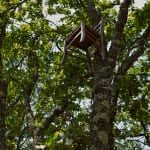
[118,26,150,75]
[109,0,131,61]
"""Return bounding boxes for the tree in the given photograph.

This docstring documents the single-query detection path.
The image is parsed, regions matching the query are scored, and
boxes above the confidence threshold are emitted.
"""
[0,0,150,149]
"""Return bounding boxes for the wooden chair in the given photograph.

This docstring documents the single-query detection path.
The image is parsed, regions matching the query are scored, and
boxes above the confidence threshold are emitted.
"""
[62,21,103,63]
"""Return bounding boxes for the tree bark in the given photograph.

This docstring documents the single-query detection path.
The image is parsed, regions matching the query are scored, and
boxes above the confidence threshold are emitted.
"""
[87,0,131,149]
[0,80,8,150]
[86,0,116,149]
[89,53,116,150]
[0,12,8,150]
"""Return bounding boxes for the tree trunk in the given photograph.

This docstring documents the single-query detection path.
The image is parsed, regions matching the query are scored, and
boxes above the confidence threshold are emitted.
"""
[89,53,116,150]
[0,80,8,150]
[0,12,7,150]
[87,0,131,148]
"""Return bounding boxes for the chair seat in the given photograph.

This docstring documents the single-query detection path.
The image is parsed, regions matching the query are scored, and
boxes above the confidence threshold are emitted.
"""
[64,21,101,50]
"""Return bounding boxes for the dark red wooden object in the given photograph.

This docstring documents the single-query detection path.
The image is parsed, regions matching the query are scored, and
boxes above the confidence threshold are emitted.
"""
[64,21,101,50]
[62,21,101,63]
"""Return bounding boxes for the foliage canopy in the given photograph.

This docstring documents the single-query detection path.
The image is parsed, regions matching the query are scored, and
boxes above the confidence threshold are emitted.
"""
[0,0,150,149]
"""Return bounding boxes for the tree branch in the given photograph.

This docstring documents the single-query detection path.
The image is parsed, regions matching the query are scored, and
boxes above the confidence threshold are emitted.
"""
[140,120,150,146]
[24,51,39,140]
[118,26,150,75]
[7,0,29,12]
[35,99,68,137]
[114,127,150,139]
[109,0,131,61]
[86,0,101,26]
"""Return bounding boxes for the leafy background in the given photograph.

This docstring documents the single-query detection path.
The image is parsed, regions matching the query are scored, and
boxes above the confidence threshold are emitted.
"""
[0,0,149,149]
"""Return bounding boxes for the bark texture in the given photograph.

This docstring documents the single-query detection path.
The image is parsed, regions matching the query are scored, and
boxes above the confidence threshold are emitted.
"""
[0,12,8,150]
[0,81,8,150]
[89,53,115,150]
[87,0,132,149]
